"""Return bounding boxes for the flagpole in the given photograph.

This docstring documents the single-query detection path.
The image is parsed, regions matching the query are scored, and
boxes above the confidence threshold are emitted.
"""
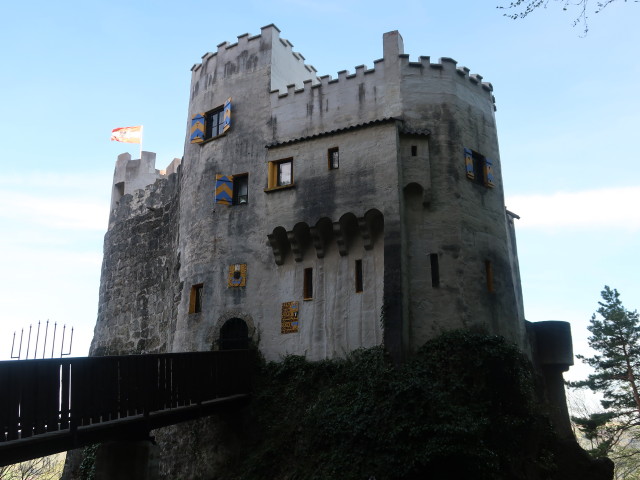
[139,125,144,159]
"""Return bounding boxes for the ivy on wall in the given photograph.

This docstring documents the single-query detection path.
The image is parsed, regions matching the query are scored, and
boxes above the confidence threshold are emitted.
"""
[221,331,559,480]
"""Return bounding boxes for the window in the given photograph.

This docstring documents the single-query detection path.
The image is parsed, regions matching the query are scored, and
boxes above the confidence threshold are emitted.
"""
[355,259,363,293]
[472,152,486,186]
[232,174,248,205]
[267,158,294,190]
[190,97,231,144]
[303,268,313,300]
[485,261,495,293]
[464,148,495,188]
[205,106,225,139]
[189,284,204,313]
[328,147,339,169]
[215,173,248,206]
[430,254,440,288]
[114,181,124,206]
[278,161,292,186]
[411,145,417,157]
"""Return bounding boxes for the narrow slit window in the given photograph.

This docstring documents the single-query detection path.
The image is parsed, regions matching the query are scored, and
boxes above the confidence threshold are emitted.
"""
[355,259,363,293]
[473,152,486,186]
[430,254,440,288]
[114,181,125,206]
[411,145,417,157]
[189,283,204,313]
[303,268,313,300]
[485,261,495,293]
[328,147,339,169]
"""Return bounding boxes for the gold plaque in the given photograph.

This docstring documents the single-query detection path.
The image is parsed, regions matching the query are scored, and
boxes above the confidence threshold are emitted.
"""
[281,301,299,334]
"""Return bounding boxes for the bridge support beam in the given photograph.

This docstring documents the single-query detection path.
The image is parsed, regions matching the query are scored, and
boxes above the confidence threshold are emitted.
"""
[95,439,159,480]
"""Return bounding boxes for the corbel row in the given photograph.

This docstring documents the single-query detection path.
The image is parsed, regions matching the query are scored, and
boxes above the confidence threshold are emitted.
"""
[267,214,379,266]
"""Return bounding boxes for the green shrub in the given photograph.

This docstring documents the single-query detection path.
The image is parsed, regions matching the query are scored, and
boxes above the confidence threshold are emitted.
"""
[223,331,556,480]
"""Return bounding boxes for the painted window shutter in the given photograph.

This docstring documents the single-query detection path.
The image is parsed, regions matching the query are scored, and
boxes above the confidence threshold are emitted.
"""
[215,174,233,205]
[464,147,474,180]
[223,97,232,133]
[484,158,495,187]
[190,113,205,144]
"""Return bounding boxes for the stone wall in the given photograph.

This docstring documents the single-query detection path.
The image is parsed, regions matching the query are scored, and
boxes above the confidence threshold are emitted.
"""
[91,172,181,356]
[92,26,528,363]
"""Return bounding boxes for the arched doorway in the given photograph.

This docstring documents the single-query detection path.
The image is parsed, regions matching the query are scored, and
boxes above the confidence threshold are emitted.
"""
[218,317,249,350]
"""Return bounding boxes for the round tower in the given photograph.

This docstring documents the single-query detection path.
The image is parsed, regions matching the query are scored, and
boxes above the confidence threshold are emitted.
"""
[394,40,526,353]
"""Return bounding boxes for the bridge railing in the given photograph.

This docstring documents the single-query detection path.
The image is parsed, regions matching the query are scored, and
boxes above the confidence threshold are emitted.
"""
[0,350,250,444]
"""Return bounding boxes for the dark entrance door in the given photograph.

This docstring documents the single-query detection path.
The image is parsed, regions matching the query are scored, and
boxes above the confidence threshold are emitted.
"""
[219,318,249,350]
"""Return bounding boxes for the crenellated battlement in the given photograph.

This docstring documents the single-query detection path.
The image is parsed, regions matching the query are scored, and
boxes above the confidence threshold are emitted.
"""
[188,25,496,147]
[271,59,382,99]
[109,152,181,228]
[270,52,494,103]
[190,28,265,73]
[189,24,318,100]
[267,32,497,142]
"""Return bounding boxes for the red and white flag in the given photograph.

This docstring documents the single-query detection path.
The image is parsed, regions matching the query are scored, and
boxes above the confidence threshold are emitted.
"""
[111,125,143,144]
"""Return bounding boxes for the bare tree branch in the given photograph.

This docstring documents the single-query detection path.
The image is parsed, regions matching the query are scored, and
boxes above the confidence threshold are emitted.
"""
[497,0,638,35]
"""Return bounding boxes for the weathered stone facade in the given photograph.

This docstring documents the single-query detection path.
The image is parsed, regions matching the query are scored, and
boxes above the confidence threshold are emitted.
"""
[92,170,181,356]
[92,25,531,363]
[80,24,587,478]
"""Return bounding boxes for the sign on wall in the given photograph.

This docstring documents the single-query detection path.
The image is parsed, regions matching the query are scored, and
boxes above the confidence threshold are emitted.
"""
[281,301,299,334]
[228,263,247,287]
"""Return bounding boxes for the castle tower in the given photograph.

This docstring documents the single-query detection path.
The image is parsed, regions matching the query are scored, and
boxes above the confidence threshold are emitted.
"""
[93,25,526,363]
[80,27,592,480]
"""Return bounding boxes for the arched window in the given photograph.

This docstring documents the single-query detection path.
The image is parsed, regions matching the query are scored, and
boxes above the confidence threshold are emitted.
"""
[219,318,249,350]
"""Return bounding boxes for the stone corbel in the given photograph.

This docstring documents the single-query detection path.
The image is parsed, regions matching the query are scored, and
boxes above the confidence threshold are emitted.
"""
[287,230,304,262]
[309,226,325,259]
[333,222,348,256]
[358,217,374,251]
[267,233,285,266]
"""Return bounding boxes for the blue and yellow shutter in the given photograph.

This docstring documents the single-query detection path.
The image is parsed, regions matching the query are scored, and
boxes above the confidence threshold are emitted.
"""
[464,148,474,180]
[215,174,233,205]
[223,97,232,133]
[484,158,495,188]
[190,113,205,143]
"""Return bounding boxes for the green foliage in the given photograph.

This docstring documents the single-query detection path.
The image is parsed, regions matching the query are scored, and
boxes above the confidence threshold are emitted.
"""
[569,286,640,477]
[79,444,98,480]
[572,412,620,458]
[570,286,640,414]
[222,331,558,480]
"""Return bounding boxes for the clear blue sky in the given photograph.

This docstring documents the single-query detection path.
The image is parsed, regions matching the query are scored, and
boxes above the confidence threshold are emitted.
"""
[1,1,638,385]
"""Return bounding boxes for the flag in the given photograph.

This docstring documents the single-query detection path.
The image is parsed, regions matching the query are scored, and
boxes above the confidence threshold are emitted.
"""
[111,125,143,144]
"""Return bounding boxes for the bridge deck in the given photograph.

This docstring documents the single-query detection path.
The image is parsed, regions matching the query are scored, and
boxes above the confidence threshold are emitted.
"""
[0,350,250,466]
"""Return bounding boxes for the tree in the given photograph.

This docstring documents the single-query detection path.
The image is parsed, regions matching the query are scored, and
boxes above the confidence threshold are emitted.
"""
[0,453,65,480]
[570,286,640,473]
[572,286,640,414]
[497,0,638,34]
[568,389,640,479]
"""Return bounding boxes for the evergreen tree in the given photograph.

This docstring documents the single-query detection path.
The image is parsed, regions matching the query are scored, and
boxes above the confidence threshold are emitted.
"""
[571,286,640,459]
